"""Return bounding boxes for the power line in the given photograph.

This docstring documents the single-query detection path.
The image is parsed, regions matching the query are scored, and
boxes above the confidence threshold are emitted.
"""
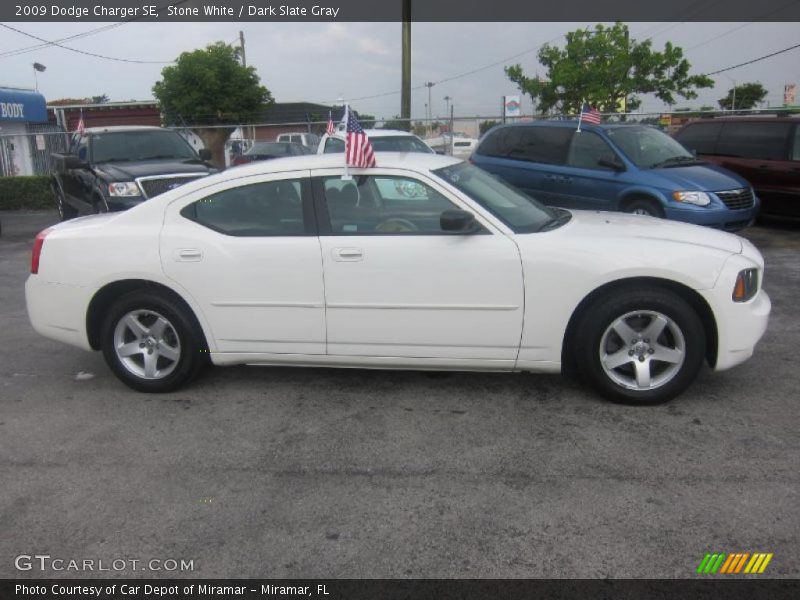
[705,41,800,75]
[0,23,174,64]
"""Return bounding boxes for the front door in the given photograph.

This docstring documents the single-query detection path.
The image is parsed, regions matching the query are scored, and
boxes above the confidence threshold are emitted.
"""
[311,168,524,362]
[160,172,326,355]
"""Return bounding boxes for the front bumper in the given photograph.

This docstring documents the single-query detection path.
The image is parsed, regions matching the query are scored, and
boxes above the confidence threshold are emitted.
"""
[664,196,760,232]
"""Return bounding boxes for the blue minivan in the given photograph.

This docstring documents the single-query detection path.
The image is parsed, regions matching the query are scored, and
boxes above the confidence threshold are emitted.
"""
[471,121,760,231]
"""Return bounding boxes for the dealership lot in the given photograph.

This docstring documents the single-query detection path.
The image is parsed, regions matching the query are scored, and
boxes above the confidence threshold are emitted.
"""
[1,210,798,578]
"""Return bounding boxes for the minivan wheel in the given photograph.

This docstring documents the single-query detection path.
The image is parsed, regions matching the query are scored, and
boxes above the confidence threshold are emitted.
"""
[625,199,663,218]
[101,291,206,393]
[573,288,705,405]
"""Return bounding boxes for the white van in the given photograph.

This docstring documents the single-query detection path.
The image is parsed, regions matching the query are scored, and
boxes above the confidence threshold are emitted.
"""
[276,132,320,149]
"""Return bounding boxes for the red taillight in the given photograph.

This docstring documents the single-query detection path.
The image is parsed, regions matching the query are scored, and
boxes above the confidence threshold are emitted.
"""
[31,228,51,274]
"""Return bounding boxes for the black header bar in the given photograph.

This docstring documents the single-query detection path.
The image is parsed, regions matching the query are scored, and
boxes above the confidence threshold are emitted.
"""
[3,0,800,22]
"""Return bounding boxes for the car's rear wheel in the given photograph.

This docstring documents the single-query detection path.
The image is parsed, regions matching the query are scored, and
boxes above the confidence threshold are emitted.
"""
[573,288,705,404]
[625,198,663,218]
[101,291,206,393]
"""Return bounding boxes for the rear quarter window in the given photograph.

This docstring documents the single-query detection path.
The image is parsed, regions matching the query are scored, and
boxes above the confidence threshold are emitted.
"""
[476,126,572,165]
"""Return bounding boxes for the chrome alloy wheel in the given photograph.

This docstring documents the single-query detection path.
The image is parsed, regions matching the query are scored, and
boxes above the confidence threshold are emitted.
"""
[113,309,181,380]
[599,310,686,391]
[631,207,651,215]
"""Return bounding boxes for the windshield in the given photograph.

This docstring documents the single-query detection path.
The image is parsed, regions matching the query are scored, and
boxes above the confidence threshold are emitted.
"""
[432,162,562,233]
[605,126,695,169]
[371,136,434,153]
[91,130,197,163]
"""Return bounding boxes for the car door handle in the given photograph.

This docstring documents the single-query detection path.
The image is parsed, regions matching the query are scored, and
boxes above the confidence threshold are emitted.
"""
[333,247,363,262]
[174,248,203,262]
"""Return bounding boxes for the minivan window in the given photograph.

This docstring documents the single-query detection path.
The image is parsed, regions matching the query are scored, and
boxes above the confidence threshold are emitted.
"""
[793,126,800,161]
[478,126,572,165]
[567,131,618,170]
[433,162,560,233]
[675,122,723,155]
[717,122,792,161]
[606,126,694,169]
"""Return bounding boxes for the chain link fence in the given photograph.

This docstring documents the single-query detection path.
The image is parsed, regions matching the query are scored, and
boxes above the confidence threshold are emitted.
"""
[0,125,69,177]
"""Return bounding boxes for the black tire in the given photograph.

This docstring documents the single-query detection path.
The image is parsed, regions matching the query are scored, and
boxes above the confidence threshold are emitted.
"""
[624,198,664,218]
[53,184,77,221]
[572,287,706,405]
[101,290,208,393]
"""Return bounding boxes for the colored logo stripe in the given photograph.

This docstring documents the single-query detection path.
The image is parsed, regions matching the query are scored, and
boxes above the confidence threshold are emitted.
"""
[698,552,773,574]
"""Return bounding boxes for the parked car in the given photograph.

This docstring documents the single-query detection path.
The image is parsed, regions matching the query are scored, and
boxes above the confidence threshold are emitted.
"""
[51,126,216,220]
[426,132,480,159]
[318,129,434,154]
[471,121,760,231]
[674,117,800,218]
[276,132,320,149]
[26,153,769,404]
[231,141,312,166]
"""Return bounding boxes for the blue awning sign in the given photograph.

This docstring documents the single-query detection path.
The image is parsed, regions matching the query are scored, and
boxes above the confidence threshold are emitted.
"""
[0,88,48,123]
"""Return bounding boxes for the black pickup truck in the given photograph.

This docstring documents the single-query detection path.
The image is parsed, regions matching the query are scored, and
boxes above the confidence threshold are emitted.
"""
[51,126,217,220]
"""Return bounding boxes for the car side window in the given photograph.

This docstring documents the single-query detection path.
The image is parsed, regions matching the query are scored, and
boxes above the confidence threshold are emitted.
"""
[478,126,572,165]
[322,175,459,235]
[73,134,89,160]
[324,138,345,153]
[567,131,618,170]
[675,123,723,155]
[792,126,800,161]
[180,179,309,237]
[717,122,792,161]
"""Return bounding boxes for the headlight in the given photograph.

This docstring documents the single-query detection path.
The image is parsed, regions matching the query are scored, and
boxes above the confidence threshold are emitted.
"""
[672,191,711,206]
[732,268,759,302]
[107,182,141,197]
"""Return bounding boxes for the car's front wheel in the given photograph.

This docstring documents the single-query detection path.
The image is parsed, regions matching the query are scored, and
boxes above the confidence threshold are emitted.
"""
[101,291,206,393]
[573,288,706,404]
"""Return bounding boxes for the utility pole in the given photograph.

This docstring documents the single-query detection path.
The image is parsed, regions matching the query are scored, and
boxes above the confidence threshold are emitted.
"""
[443,95,451,120]
[425,81,435,136]
[401,0,411,131]
[239,30,247,67]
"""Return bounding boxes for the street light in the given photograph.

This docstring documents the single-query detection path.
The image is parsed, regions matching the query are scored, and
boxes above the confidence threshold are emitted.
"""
[723,75,737,112]
[424,81,435,136]
[32,62,46,91]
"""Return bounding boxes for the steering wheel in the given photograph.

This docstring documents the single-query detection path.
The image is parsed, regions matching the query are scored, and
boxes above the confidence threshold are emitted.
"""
[374,218,418,233]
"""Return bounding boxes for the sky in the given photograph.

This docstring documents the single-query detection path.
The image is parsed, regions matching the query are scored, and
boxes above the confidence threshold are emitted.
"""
[0,21,798,121]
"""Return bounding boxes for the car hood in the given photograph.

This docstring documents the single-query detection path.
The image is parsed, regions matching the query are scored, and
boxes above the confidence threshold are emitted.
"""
[644,163,751,192]
[556,210,743,254]
[93,159,215,181]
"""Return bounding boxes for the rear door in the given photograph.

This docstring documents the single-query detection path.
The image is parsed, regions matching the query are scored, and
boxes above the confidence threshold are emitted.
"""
[714,121,793,210]
[160,171,326,355]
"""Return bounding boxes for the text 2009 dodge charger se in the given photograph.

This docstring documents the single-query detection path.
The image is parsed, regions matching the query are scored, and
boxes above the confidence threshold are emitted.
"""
[26,153,770,404]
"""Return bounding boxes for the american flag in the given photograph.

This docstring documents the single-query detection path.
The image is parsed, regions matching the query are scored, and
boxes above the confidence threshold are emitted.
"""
[326,110,335,136]
[580,103,602,125]
[345,107,376,169]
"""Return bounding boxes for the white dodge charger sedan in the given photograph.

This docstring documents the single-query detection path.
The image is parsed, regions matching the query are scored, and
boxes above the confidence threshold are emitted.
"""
[26,153,770,404]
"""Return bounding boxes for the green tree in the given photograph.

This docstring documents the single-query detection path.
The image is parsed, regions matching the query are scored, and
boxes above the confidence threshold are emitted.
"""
[479,120,500,135]
[380,116,409,130]
[90,94,109,104]
[718,82,768,111]
[153,42,272,166]
[505,22,713,116]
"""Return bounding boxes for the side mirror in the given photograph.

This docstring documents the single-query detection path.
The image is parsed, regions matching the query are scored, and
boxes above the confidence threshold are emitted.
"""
[441,209,481,234]
[198,148,212,161]
[597,157,625,171]
[64,154,89,170]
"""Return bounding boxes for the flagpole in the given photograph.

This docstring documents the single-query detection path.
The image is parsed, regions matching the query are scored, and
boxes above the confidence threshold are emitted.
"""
[576,100,584,133]
[342,104,352,180]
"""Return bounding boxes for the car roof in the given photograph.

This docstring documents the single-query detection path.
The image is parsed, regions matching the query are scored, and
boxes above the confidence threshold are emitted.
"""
[225,152,461,177]
[679,116,800,124]
[84,125,165,134]
[327,129,421,139]
[487,120,656,132]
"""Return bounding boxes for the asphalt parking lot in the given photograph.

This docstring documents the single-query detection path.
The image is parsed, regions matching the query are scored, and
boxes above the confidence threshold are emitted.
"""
[1,210,798,579]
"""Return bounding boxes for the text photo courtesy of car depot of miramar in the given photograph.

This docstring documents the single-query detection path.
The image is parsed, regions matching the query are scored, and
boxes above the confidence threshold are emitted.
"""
[0,1,799,596]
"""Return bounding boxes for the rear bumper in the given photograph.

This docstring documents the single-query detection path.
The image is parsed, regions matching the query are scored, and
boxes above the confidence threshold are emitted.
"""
[25,276,94,351]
